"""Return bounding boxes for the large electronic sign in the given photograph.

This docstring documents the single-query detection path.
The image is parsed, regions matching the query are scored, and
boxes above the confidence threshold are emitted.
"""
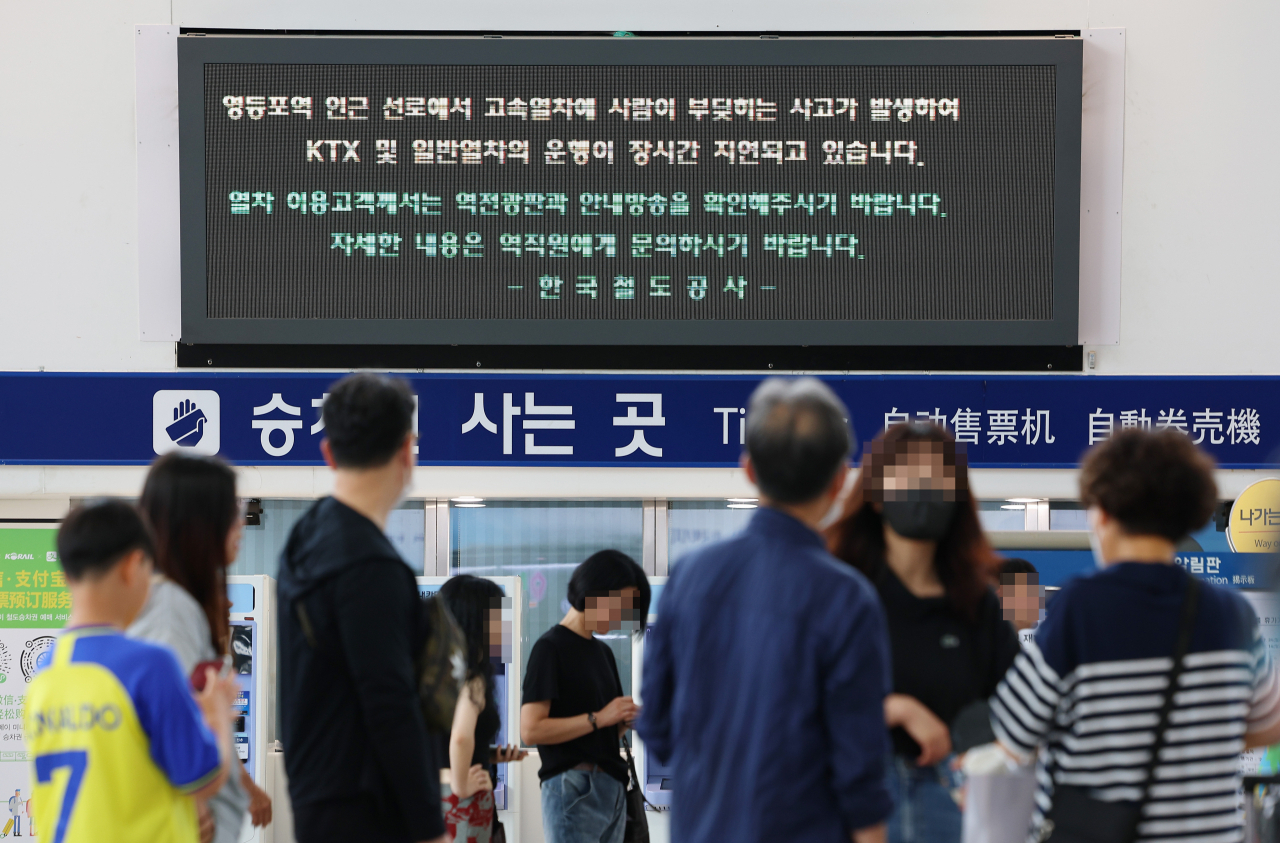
[178,37,1082,349]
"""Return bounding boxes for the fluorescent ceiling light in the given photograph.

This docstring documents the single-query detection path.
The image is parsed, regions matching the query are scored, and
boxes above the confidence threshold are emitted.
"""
[454,503,486,508]
[728,503,758,509]
[452,496,484,503]
[726,498,759,503]
[1005,498,1043,504]
[1001,504,1026,511]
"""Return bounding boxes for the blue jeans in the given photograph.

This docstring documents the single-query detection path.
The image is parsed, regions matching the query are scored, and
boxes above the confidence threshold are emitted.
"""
[885,755,962,843]
[541,769,626,843]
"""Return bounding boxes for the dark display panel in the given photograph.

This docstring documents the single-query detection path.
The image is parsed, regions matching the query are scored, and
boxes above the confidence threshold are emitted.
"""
[179,38,1081,347]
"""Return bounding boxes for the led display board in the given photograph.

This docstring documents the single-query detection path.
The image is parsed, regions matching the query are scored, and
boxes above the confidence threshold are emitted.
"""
[178,36,1081,347]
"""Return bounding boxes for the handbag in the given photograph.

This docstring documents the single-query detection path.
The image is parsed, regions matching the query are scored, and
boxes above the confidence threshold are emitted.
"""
[1042,575,1201,843]
[952,699,997,755]
[622,734,651,843]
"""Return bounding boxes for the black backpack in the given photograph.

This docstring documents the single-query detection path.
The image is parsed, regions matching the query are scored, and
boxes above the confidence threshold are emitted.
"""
[417,594,468,733]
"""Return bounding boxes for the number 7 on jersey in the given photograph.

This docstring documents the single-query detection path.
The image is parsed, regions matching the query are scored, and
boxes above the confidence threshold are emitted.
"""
[34,750,88,843]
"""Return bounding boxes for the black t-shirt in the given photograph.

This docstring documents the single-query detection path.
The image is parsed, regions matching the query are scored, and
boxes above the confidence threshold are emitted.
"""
[474,679,501,765]
[874,568,1020,758]
[521,625,628,784]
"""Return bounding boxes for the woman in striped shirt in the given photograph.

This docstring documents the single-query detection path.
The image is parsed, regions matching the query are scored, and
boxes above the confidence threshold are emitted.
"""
[991,429,1280,843]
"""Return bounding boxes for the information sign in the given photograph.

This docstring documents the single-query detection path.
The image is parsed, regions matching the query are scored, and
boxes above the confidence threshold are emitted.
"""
[178,37,1082,347]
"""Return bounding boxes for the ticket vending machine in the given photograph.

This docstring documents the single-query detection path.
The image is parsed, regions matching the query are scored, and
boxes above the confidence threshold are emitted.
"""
[632,578,671,843]
[418,576,523,843]
[227,575,277,843]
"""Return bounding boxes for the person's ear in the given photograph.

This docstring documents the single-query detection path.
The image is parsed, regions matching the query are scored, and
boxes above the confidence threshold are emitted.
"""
[320,439,337,469]
[740,454,758,488]
[120,549,149,587]
[401,432,416,466]
[826,464,849,502]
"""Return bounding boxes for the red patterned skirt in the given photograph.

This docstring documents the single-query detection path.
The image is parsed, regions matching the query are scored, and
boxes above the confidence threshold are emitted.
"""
[441,782,495,843]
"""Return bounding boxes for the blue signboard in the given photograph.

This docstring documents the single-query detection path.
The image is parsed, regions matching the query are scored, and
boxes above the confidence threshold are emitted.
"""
[1014,551,1275,590]
[0,372,1275,468]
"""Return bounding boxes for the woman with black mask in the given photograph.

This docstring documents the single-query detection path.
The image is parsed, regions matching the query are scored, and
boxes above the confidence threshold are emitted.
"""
[826,422,1018,843]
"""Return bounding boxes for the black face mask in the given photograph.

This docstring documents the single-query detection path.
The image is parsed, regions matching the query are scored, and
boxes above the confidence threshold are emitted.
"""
[881,495,957,541]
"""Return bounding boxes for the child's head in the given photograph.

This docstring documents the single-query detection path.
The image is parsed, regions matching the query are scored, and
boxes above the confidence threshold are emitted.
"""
[57,500,156,625]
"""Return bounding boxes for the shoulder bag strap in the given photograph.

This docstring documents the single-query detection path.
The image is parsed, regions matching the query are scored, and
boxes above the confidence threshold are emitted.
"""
[1140,575,1201,807]
[621,733,654,808]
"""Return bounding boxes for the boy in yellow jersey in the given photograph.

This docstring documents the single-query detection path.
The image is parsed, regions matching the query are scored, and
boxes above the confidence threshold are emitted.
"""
[24,500,238,843]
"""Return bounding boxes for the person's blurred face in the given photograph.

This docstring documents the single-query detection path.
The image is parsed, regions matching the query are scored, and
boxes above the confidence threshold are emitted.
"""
[877,440,957,499]
[999,573,1043,631]
[584,587,639,634]
[486,598,513,661]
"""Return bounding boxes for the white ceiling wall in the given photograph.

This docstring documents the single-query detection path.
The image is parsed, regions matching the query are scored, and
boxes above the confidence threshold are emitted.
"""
[0,0,1275,373]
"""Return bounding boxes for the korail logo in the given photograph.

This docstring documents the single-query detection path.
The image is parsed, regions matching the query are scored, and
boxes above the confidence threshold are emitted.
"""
[3,554,32,561]
[153,390,221,455]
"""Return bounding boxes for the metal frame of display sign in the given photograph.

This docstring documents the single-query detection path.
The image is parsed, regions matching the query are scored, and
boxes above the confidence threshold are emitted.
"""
[177,35,1082,358]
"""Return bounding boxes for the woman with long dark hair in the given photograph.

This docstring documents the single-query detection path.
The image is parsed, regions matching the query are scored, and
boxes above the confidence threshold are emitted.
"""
[826,422,1018,843]
[438,574,525,843]
[129,452,272,843]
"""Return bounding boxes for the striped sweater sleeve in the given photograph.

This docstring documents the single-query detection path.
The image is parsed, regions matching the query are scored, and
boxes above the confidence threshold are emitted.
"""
[990,641,1062,759]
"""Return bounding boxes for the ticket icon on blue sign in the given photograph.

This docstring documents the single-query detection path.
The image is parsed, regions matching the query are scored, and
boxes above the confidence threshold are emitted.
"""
[152,390,221,456]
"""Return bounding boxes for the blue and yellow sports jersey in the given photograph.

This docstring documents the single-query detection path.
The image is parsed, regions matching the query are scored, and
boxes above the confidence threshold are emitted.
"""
[24,626,221,843]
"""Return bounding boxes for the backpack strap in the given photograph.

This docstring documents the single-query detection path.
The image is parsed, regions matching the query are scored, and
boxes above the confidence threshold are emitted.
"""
[295,600,318,648]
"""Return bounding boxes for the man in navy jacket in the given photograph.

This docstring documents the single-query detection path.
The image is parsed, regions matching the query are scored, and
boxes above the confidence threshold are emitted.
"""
[638,377,893,843]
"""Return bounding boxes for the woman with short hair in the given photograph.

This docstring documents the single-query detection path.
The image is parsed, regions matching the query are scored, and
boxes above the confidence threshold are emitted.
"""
[520,550,650,843]
[991,428,1280,843]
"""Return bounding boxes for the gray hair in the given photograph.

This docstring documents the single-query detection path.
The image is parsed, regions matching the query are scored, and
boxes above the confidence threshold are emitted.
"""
[745,378,854,504]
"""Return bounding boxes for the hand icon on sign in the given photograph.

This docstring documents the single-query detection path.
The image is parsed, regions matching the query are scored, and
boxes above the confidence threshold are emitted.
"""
[166,399,208,447]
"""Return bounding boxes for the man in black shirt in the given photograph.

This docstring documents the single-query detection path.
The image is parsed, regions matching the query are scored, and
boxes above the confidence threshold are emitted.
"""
[521,550,650,843]
[278,373,444,843]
